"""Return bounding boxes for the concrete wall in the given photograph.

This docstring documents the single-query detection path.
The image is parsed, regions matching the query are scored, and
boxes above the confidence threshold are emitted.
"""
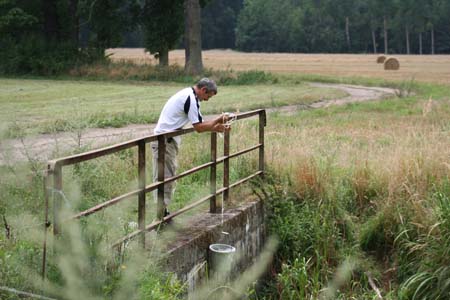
[162,200,266,294]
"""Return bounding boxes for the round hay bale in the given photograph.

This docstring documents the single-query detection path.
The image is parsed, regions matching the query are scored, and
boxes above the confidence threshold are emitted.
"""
[384,57,400,70]
[376,55,386,64]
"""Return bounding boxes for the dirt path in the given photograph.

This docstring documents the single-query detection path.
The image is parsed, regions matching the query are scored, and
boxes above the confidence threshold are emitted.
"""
[0,83,396,165]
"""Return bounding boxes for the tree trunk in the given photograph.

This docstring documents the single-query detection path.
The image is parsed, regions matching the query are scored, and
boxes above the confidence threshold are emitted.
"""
[383,16,388,54]
[184,0,203,75]
[405,26,410,54]
[159,48,169,66]
[345,16,351,52]
[371,28,377,54]
[69,0,79,46]
[431,25,435,54]
[43,0,60,41]
[419,32,423,54]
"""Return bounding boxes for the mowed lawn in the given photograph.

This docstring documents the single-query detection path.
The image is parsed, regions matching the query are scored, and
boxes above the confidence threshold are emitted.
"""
[0,79,345,136]
[107,48,450,84]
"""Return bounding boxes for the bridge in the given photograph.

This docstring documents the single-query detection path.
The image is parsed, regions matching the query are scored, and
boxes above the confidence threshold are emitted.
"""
[41,109,267,293]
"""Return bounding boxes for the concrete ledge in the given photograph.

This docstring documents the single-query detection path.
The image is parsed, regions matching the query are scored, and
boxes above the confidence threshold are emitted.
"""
[161,200,266,292]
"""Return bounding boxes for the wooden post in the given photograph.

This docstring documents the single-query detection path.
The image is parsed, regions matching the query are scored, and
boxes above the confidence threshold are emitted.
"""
[53,165,62,236]
[42,171,50,279]
[223,130,230,202]
[259,111,266,177]
[210,132,217,213]
[138,141,146,246]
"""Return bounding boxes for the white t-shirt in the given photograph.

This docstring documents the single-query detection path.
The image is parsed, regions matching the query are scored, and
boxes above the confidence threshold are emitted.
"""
[154,87,203,144]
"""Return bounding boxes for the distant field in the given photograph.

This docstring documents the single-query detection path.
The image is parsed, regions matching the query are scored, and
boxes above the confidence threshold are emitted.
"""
[106,48,450,84]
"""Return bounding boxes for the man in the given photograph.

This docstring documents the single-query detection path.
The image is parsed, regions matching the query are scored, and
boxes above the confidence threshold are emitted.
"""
[152,78,230,217]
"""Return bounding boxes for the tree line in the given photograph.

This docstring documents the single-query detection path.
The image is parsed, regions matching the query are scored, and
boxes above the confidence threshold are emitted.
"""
[234,0,450,54]
[0,0,207,74]
[1,0,449,75]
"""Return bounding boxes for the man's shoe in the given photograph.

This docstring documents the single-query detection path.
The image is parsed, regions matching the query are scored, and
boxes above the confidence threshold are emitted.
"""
[163,208,173,224]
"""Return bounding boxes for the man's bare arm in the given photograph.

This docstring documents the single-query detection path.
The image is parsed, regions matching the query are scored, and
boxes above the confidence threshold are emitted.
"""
[193,114,231,133]
[193,121,229,133]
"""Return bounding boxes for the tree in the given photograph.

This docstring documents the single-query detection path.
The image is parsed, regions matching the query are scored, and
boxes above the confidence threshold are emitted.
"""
[362,0,380,53]
[411,0,429,54]
[395,0,414,54]
[236,0,300,52]
[426,0,446,54]
[435,0,450,53]
[201,0,243,49]
[323,0,358,52]
[236,0,273,51]
[82,0,133,50]
[1,0,139,74]
[68,0,79,45]
[365,0,396,54]
[295,0,344,53]
[0,1,38,38]
[42,0,60,41]
[141,0,184,66]
[184,0,203,75]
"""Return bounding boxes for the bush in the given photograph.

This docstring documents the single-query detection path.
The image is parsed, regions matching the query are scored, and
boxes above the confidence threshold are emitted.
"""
[68,62,281,86]
[212,70,278,86]
[0,35,105,75]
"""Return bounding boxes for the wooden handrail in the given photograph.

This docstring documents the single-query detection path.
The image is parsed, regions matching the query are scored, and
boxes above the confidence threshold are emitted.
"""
[46,109,264,170]
[43,109,266,263]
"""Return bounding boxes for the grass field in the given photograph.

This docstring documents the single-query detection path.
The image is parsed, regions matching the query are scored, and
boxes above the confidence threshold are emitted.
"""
[106,48,450,84]
[0,79,344,137]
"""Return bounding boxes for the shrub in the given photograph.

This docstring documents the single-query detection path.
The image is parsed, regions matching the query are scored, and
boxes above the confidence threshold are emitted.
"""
[214,70,278,85]
[0,31,108,75]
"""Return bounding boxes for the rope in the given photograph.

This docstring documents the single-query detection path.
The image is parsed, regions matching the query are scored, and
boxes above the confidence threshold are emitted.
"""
[223,112,237,129]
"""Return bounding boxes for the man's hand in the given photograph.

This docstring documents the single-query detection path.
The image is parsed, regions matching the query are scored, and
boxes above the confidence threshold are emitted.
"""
[215,113,228,124]
[193,113,235,133]
[213,123,231,133]
[216,112,236,124]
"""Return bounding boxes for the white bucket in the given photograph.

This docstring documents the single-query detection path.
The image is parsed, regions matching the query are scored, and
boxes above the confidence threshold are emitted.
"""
[208,244,236,283]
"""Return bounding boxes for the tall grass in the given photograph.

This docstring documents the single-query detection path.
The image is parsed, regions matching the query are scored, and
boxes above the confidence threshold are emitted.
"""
[249,91,450,299]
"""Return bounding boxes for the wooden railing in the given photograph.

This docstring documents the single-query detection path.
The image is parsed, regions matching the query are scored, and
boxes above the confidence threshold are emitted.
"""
[42,109,266,276]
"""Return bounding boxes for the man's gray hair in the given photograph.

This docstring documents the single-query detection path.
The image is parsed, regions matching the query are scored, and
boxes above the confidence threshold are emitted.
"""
[196,78,217,94]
